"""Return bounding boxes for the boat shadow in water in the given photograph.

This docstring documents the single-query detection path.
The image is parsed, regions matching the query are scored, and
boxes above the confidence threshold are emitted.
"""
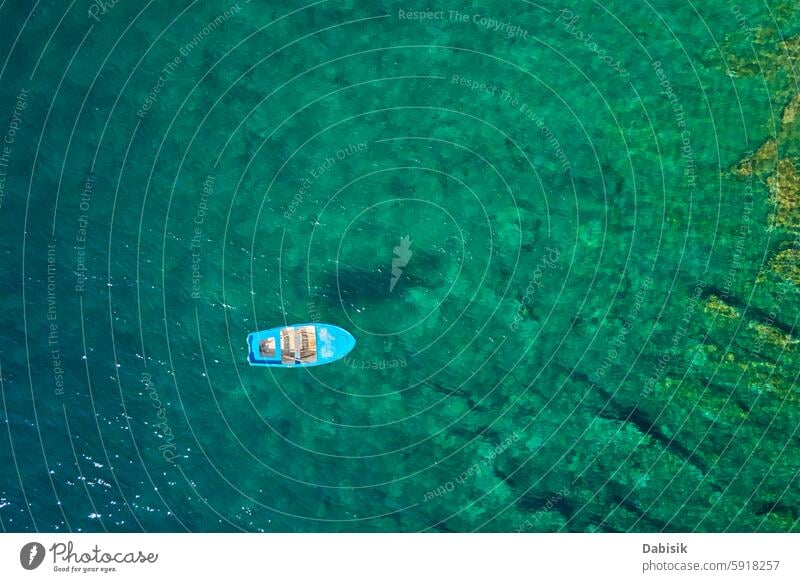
[323,253,449,303]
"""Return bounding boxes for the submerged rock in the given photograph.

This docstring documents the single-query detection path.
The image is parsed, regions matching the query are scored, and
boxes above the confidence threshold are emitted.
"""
[766,158,800,229]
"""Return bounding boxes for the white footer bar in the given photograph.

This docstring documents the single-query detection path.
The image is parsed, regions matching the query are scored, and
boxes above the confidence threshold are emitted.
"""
[1,534,797,581]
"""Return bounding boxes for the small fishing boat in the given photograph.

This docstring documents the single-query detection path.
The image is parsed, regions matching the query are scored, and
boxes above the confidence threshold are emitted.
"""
[247,323,356,367]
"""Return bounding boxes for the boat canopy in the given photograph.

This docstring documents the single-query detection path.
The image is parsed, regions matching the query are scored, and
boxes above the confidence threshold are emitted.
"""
[280,326,318,364]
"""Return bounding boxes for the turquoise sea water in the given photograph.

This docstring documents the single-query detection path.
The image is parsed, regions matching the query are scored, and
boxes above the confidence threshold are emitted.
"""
[1,0,799,532]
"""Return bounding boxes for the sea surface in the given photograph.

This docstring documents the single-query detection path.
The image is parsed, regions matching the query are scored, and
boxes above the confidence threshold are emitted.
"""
[1,0,799,532]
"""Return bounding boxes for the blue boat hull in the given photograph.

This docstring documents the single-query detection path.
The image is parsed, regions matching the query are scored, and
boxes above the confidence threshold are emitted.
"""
[247,323,355,367]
